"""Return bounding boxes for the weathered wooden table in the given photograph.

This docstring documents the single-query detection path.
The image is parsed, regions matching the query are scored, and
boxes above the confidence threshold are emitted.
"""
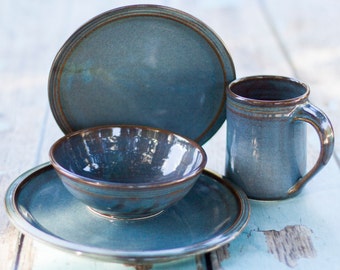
[1,0,340,269]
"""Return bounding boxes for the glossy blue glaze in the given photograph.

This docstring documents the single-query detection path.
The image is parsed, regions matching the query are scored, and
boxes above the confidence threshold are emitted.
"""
[48,5,235,145]
[226,76,334,200]
[5,163,250,263]
[49,125,207,219]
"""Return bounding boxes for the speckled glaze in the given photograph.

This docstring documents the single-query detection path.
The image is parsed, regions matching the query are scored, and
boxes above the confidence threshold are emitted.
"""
[226,76,334,200]
[48,5,235,145]
[49,125,207,219]
[4,164,249,263]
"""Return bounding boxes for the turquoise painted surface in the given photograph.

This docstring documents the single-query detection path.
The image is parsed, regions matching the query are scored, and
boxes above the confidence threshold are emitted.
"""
[219,158,340,269]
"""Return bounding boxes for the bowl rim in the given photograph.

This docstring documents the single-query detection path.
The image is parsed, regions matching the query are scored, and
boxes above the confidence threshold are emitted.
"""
[49,124,207,189]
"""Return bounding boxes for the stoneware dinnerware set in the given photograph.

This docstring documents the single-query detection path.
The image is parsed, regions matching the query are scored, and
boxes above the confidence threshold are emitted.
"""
[5,4,334,264]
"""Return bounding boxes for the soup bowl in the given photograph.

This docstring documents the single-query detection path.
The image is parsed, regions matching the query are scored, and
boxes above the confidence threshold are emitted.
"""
[49,125,207,219]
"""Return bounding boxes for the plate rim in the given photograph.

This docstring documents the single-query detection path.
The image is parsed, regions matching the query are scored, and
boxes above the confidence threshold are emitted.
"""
[48,4,236,145]
[5,162,249,263]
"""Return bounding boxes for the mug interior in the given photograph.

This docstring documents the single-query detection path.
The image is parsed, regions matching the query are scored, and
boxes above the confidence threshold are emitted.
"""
[230,76,307,101]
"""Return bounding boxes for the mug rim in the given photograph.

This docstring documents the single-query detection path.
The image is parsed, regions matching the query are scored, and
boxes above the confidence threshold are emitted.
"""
[227,75,310,106]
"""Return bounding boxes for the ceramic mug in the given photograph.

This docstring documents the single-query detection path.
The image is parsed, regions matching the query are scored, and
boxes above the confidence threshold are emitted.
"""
[226,75,334,200]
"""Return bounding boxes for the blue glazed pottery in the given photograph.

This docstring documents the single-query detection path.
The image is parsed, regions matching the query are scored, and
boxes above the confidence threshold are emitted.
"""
[49,125,207,219]
[226,75,334,200]
[3,5,252,264]
[5,163,249,263]
[48,5,235,145]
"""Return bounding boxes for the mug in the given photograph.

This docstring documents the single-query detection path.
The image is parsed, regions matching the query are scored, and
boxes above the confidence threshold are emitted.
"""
[226,75,334,200]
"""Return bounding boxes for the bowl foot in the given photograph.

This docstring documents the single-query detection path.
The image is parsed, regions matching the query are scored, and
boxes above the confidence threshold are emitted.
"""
[87,207,164,221]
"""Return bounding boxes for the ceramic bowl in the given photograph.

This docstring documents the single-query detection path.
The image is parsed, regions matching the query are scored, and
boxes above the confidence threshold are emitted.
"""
[49,125,207,219]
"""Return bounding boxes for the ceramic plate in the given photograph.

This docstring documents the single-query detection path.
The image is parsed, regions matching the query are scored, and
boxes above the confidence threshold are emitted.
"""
[5,163,249,263]
[48,5,235,145]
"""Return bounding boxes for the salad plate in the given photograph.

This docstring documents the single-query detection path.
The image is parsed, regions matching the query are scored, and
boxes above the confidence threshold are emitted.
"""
[48,5,235,144]
[5,163,249,263]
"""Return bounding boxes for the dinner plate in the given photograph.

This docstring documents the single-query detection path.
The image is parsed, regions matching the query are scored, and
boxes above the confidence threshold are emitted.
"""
[5,163,249,263]
[48,5,235,145]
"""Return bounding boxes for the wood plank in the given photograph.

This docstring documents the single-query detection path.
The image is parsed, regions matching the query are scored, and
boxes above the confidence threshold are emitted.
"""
[260,0,340,158]
[217,157,340,269]
[0,75,48,269]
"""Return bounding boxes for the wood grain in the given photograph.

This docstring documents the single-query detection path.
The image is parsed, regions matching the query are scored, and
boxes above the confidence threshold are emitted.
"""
[263,225,316,268]
[261,0,340,157]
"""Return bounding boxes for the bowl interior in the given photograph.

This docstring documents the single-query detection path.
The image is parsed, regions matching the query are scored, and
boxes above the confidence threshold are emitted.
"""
[51,127,205,184]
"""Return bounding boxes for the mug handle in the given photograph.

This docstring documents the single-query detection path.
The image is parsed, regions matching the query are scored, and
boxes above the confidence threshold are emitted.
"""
[288,102,334,195]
